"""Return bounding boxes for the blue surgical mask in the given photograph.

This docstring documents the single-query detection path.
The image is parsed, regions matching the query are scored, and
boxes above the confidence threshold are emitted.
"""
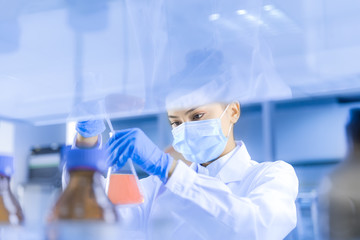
[171,105,232,164]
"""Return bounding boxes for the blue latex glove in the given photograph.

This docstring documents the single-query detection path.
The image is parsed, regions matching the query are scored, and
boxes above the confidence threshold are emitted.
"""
[76,119,106,138]
[106,128,173,183]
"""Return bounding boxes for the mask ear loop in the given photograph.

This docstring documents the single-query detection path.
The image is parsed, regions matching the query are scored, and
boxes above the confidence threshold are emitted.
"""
[226,123,233,138]
[220,104,233,138]
[220,104,230,119]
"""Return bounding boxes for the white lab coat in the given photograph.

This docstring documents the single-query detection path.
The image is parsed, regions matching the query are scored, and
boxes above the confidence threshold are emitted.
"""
[116,141,299,240]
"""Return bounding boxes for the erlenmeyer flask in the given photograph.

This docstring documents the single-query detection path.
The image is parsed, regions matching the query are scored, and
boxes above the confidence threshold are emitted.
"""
[106,158,144,205]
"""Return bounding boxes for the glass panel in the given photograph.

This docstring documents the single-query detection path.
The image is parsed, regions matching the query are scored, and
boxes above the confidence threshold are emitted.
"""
[0,0,359,124]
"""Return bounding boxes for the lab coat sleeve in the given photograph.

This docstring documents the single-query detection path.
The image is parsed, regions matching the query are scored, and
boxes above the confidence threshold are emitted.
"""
[165,160,298,240]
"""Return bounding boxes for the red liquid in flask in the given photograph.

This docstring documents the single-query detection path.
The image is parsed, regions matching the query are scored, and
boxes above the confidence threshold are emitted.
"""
[108,174,144,205]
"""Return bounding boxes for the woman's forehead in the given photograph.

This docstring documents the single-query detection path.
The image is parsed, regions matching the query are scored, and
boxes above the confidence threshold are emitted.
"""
[167,103,223,116]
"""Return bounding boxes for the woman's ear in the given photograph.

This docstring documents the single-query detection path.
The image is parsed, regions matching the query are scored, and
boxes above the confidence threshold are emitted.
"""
[229,101,240,124]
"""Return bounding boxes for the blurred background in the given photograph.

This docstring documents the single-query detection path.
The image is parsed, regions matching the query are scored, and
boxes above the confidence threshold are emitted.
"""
[1,0,360,239]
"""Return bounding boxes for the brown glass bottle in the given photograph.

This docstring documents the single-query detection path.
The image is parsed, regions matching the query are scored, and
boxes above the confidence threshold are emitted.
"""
[319,108,360,239]
[47,147,117,223]
[48,170,117,222]
[0,175,24,224]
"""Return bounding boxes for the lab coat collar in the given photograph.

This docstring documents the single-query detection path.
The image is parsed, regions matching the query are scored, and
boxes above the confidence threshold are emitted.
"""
[199,145,240,177]
[191,141,252,183]
[217,141,253,183]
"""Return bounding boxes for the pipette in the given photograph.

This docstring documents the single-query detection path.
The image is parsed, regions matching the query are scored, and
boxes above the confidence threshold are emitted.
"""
[106,116,115,136]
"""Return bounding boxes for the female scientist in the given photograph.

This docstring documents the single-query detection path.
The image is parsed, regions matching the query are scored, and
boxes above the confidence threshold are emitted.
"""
[74,101,298,240]
[73,50,298,239]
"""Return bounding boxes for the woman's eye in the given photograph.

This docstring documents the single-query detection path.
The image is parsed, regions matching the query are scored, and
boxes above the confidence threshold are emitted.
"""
[171,121,181,127]
[192,113,204,121]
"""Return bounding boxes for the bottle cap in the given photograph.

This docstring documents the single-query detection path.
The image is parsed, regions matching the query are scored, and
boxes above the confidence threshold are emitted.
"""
[0,154,14,177]
[63,147,108,173]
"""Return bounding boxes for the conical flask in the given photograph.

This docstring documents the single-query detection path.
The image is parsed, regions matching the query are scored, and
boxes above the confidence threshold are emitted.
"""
[106,158,144,206]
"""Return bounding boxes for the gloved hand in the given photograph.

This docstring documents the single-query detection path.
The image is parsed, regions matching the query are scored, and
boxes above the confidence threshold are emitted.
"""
[76,119,106,138]
[106,128,173,183]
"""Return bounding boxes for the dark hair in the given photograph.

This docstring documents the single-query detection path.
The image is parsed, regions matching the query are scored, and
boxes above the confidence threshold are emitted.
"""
[347,108,360,143]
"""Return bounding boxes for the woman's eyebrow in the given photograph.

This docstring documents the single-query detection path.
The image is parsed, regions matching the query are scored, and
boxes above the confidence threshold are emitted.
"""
[168,107,199,119]
[185,108,198,116]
